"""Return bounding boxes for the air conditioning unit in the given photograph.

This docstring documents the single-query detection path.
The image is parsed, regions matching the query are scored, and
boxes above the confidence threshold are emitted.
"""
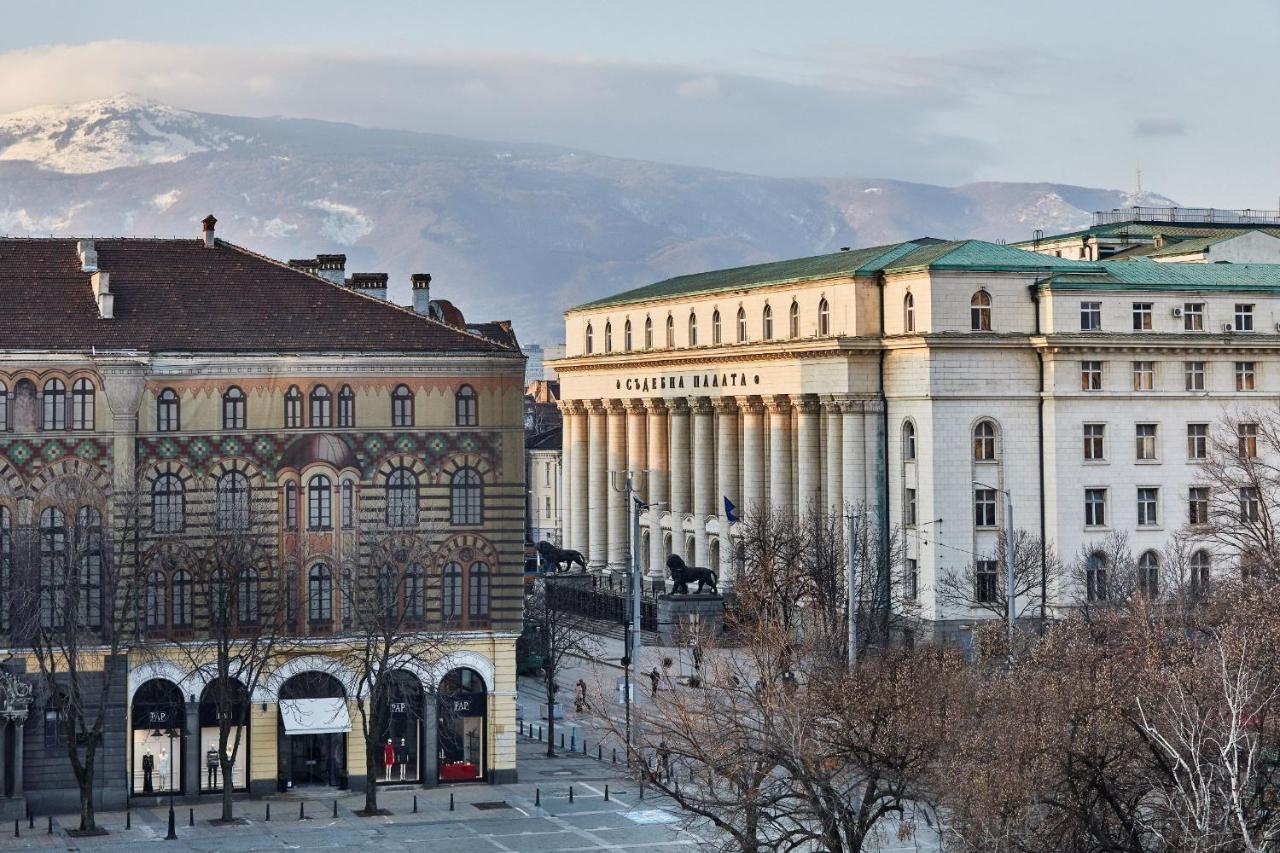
[1171,307,1183,318]
[1224,323,1235,333]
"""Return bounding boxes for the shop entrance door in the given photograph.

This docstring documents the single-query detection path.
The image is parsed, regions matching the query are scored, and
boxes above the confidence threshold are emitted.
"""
[288,733,341,787]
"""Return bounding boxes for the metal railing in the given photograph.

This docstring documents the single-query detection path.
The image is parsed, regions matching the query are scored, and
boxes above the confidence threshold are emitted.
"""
[547,576,658,632]
[1093,207,1280,226]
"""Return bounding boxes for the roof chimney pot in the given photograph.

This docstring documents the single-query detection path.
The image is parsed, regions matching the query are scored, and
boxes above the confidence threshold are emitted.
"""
[201,214,217,248]
[412,273,432,315]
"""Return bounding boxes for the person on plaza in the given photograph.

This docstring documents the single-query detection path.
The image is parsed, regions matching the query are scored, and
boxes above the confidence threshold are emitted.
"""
[649,668,660,696]
[657,740,671,781]
[574,679,587,713]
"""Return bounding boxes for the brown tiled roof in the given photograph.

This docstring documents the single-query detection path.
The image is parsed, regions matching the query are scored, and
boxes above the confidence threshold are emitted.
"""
[466,320,519,350]
[0,237,514,354]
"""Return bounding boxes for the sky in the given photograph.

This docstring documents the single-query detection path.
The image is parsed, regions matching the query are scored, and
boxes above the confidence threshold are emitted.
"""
[0,0,1277,206]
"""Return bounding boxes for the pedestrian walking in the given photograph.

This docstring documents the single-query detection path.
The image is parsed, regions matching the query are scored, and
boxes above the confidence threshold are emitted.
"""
[648,668,660,696]
[574,678,587,713]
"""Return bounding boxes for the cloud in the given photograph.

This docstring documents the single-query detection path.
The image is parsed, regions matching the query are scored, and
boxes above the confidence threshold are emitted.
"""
[0,40,989,183]
[1134,118,1188,138]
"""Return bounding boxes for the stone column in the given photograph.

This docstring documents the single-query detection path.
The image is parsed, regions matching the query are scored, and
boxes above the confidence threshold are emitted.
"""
[824,397,844,514]
[765,396,793,514]
[795,395,822,515]
[11,722,22,797]
[606,400,628,573]
[715,397,741,583]
[740,396,766,517]
[587,401,608,571]
[558,403,573,547]
[646,401,670,584]
[842,399,866,511]
[183,699,200,801]
[667,398,691,562]
[625,401,648,502]
[568,402,590,556]
[691,397,715,568]
[863,398,887,528]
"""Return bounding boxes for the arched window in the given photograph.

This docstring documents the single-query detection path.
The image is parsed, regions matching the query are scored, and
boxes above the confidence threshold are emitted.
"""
[42,379,65,430]
[1139,551,1160,597]
[789,301,800,338]
[284,481,298,531]
[904,292,916,333]
[624,319,633,352]
[341,479,355,529]
[469,562,490,621]
[71,379,95,430]
[688,312,698,347]
[216,471,250,530]
[737,307,748,342]
[450,468,482,525]
[337,385,355,428]
[762,304,773,340]
[284,385,303,429]
[310,385,331,428]
[38,507,65,628]
[152,474,184,533]
[307,474,331,530]
[1085,553,1108,602]
[818,298,830,336]
[156,388,180,432]
[75,506,102,629]
[1191,550,1211,597]
[172,569,193,627]
[0,381,8,431]
[585,323,594,354]
[902,421,917,460]
[386,467,419,527]
[604,321,613,353]
[455,384,478,427]
[971,290,992,331]
[973,420,997,461]
[405,564,424,619]
[222,386,246,430]
[644,317,653,350]
[442,562,462,621]
[145,570,166,628]
[712,310,722,345]
[665,314,675,347]
[391,384,414,427]
[308,564,332,623]
[238,568,259,624]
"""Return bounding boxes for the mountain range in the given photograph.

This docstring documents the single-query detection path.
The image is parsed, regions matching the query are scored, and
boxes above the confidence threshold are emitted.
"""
[0,95,1177,342]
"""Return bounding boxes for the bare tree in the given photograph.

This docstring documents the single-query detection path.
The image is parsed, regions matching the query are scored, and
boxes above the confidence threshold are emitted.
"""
[9,473,140,835]
[526,577,600,758]
[936,528,1058,625]
[1200,406,1280,575]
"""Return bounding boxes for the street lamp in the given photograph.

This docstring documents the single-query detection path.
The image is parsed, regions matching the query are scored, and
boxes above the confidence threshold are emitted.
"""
[155,717,180,840]
[974,480,1015,661]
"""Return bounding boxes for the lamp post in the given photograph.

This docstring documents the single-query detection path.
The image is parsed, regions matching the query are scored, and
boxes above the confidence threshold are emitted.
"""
[974,480,1015,661]
[159,717,179,840]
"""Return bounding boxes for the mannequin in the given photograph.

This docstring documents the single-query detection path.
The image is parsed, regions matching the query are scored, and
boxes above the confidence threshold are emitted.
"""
[383,738,396,781]
[396,737,409,780]
[142,751,155,793]
[206,747,219,788]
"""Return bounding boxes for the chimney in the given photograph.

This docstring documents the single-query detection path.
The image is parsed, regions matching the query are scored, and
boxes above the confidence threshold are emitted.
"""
[76,239,98,272]
[91,271,113,319]
[347,272,388,301]
[201,214,217,248]
[315,254,346,284]
[411,273,432,314]
[288,258,321,275]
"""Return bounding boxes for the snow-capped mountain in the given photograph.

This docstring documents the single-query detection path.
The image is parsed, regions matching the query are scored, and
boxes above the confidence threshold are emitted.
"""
[0,97,1179,340]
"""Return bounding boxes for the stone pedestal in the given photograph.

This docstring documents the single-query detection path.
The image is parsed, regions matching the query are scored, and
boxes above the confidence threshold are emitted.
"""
[656,594,725,645]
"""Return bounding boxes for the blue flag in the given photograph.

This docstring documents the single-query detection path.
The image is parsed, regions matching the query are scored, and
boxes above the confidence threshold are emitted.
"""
[724,497,738,523]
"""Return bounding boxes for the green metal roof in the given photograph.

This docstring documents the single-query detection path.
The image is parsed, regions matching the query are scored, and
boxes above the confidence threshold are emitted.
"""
[571,239,941,310]
[1042,260,1280,291]
[881,239,1094,273]
[1011,222,1280,247]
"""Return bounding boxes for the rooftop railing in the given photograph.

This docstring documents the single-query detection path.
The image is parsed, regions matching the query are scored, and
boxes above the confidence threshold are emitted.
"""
[1094,207,1280,226]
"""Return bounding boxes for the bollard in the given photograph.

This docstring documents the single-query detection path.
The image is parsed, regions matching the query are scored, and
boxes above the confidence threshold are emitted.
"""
[333,800,338,818]
[604,784,610,802]
[559,732,564,749]
[15,818,19,837]
[598,744,602,761]
[28,811,33,829]
[569,785,574,804]
[639,780,644,800]
[612,747,617,764]
[413,795,418,814]
[126,811,131,829]
[538,725,543,741]
[300,801,306,820]
[189,808,194,827]
[47,815,52,834]
[450,793,455,811]
[266,803,271,822]
[535,788,541,807]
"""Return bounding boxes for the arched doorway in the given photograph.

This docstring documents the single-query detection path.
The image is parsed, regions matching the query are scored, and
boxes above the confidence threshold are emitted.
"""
[199,678,249,792]
[277,672,348,789]
[131,679,185,796]
[378,671,424,785]
[437,668,486,783]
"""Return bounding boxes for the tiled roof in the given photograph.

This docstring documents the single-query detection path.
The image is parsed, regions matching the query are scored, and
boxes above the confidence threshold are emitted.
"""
[0,238,514,354]
[571,239,945,310]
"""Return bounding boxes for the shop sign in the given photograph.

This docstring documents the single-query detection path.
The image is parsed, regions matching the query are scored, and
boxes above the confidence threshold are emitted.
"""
[444,692,485,718]
[617,372,760,394]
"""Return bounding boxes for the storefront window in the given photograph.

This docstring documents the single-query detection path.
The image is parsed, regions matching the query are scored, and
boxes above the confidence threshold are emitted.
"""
[438,667,486,783]
[131,679,185,795]
[199,678,249,792]
[379,672,422,785]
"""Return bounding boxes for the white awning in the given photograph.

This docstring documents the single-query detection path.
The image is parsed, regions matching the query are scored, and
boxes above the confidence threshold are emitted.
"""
[279,698,350,735]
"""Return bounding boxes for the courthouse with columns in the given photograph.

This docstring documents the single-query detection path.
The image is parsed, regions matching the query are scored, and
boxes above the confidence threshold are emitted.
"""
[551,208,1280,633]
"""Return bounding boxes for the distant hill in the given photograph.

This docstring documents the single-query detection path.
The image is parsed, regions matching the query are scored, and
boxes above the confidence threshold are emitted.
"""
[0,95,1177,341]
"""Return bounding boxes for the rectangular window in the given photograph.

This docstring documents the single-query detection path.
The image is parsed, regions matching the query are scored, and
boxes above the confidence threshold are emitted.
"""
[1241,487,1261,522]
[544,495,551,515]
[1137,487,1159,526]
[1084,488,1107,527]
[904,559,918,601]
[1188,487,1209,526]
[905,488,917,527]
[1132,361,1154,391]
[1184,361,1205,391]
[974,489,997,528]
[1239,423,1259,458]
[1081,361,1103,391]
[1235,361,1257,391]
[341,480,354,529]
[1135,423,1158,461]
[975,560,997,604]
[1080,301,1102,331]
[1184,302,1204,331]
[1083,423,1105,461]
[1132,302,1152,331]
[1235,304,1254,332]
[1188,423,1208,460]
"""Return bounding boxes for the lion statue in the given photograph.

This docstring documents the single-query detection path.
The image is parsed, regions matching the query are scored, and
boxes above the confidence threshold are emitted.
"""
[536,540,587,573]
[666,554,718,595]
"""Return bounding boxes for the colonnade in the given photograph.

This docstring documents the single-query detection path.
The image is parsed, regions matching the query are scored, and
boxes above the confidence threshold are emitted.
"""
[559,393,885,585]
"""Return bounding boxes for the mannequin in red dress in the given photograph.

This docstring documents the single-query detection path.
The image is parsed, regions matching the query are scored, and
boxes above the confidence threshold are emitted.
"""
[383,739,396,780]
